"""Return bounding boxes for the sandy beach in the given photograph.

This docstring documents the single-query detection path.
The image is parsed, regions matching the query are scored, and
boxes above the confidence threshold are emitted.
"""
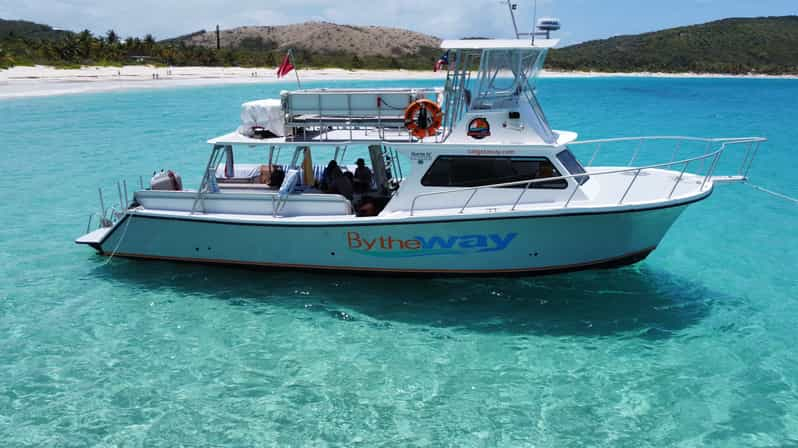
[0,65,446,99]
[1,65,795,99]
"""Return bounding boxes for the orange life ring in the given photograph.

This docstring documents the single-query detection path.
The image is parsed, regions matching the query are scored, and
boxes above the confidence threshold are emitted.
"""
[404,99,443,139]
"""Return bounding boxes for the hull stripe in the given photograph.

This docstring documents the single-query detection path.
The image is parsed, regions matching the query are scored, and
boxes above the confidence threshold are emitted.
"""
[100,246,657,276]
[91,191,709,247]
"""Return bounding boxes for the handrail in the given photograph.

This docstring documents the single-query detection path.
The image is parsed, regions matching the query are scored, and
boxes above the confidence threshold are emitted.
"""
[573,136,767,168]
[570,136,766,145]
[409,136,766,216]
[283,87,444,143]
[89,175,144,232]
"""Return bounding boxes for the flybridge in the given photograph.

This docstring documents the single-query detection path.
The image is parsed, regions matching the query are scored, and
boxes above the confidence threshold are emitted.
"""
[202,3,565,147]
[208,39,558,146]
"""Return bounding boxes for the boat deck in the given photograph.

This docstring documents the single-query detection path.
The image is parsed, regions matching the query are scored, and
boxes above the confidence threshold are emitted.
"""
[125,168,713,225]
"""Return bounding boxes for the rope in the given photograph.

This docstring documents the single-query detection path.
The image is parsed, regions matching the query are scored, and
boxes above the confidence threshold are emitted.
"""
[103,214,134,265]
[746,182,798,205]
[378,97,409,110]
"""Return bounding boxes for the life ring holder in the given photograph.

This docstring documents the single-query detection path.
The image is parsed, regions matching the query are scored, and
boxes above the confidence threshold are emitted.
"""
[403,99,443,139]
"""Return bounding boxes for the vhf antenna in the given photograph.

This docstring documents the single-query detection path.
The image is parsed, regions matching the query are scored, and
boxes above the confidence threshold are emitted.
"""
[505,0,520,38]
[505,0,558,42]
[505,0,539,41]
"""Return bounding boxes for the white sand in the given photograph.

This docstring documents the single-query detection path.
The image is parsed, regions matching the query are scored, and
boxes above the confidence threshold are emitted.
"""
[1,65,795,99]
[0,65,446,99]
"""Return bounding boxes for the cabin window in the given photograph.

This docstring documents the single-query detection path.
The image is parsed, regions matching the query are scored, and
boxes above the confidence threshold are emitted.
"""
[556,149,590,185]
[421,156,567,189]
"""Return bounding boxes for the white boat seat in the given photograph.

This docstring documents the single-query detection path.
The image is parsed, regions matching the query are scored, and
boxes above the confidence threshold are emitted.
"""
[215,163,262,183]
[216,163,378,192]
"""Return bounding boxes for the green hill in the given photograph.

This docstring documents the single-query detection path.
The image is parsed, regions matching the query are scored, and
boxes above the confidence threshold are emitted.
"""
[547,16,798,75]
[0,18,73,40]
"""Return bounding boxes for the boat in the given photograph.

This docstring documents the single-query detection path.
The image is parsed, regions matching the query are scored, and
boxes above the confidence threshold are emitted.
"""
[76,16,766,276]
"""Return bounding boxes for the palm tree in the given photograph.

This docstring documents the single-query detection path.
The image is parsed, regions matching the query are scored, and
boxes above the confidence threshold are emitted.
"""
[142,34,155,56]
[106,30,119,45]
[77,29,93,59]
[57,35,80,61]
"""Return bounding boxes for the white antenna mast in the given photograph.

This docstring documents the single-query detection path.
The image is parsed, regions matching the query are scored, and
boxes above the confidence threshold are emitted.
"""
[505,0,559,42]
[505,0,520,38]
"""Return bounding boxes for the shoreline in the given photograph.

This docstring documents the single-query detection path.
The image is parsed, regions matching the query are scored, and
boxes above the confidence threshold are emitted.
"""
[543,69,798,80]
[1,65,796,99]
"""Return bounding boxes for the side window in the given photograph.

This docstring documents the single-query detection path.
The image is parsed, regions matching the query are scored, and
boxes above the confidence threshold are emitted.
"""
[507,159,566,189]
[421,156,567,189]
[420,156,452,186]
[450,158,493,186]
[556,149,590,185]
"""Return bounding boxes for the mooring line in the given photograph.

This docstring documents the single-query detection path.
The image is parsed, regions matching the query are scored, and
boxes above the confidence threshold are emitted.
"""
[746,182,798,205]
[103,214,133,265]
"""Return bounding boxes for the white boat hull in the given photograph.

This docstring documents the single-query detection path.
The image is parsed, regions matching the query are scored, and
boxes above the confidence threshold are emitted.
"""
[80,201,696,275]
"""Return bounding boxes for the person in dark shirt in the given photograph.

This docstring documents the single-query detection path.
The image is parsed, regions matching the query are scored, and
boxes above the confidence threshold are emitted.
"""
[334,172,354,200]
[268,165,285,188]
[319,160,353,199]
[320,160,342,192]
[353,158,373,194]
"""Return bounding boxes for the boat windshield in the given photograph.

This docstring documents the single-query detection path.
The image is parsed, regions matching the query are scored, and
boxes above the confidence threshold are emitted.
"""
[472,48,545,110]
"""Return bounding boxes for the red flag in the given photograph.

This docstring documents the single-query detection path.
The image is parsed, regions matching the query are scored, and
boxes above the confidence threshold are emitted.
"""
[433,50,450,72]
[276,53,294,78]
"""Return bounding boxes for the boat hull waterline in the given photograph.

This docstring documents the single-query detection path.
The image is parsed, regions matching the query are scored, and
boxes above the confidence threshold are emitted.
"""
[81,202,694,275]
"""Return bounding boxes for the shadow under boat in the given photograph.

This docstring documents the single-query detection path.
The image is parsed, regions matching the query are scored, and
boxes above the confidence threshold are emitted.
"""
[90,256,726,338]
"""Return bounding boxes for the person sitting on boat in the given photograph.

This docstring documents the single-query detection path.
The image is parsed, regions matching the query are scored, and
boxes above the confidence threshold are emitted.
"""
[268,165,285,188]
[320,160,342,192]
[353,158,373,194]
[332,172,354,200]
[356,196,379,217]
[318,160,353,199]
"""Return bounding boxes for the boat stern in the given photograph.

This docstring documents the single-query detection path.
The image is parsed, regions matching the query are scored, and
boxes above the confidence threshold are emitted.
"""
[75,227,111,253]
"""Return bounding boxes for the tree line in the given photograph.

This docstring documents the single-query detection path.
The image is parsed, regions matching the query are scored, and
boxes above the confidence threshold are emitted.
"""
[0,28,440,70]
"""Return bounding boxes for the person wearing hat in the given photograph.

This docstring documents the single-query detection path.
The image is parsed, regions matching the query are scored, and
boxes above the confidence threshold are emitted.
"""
[353,158,373,194]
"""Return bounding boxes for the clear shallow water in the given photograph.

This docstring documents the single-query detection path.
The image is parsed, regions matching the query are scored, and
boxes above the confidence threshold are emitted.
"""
[1,78,797,446]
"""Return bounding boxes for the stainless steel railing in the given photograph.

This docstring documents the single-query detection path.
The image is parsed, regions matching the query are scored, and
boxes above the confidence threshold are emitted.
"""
[87,175,147,232]
[282,88,445,143]
[409,136,766,216]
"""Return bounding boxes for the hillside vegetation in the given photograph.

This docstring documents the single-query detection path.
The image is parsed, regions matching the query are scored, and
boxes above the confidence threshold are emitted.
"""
[1,16,797,74]
[0,19,440,69]
[0,19,260,69]
[548,16,798,74]
[0,19,72,40]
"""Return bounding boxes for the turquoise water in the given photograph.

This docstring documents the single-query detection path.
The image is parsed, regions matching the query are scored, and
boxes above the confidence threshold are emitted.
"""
[1,78,797,446]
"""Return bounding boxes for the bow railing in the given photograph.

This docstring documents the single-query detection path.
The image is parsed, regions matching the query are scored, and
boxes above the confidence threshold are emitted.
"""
[409,136,766,216]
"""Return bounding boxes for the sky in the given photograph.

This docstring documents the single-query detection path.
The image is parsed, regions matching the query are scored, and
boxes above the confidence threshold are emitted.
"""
[0,0,795,45]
